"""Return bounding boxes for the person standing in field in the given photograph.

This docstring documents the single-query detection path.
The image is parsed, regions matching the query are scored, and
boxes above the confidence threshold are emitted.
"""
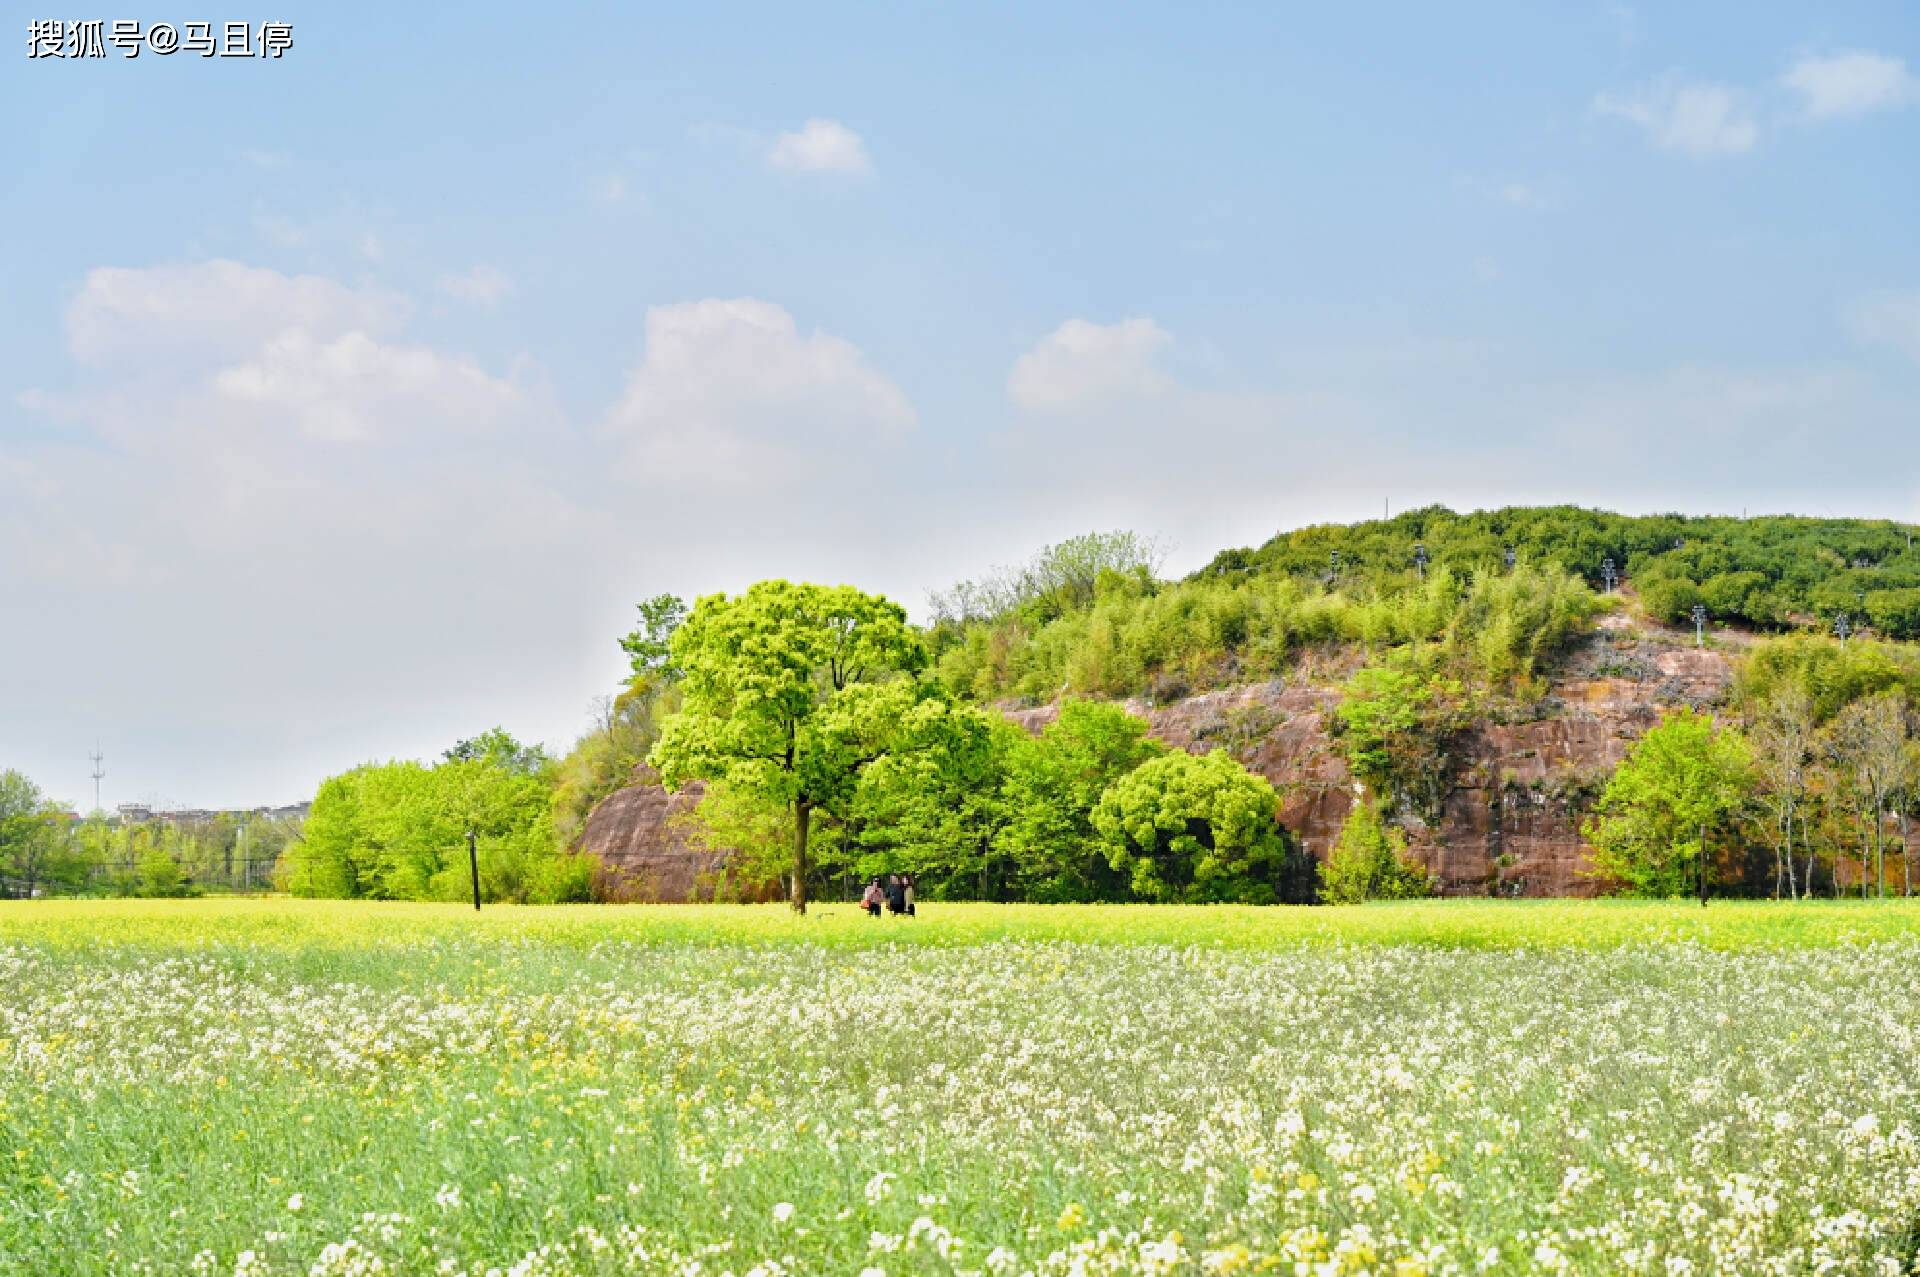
[902,872,917,917]
[883,873,906,916]
[861,878,885,917]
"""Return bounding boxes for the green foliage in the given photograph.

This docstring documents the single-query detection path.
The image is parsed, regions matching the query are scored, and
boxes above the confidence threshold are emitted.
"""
[1204,505,1920,635]
[848,707,1025,898]
[1320,801,1435,904]
[1582,709,1754,897]
[1333,662,1469,815]
[1733,635,1920,723]
[0,770,84,898]
[550,681,680,847]
[619,593,689,686]
[280,730,569,903]
[995,700,1165,901]
[933,559,1597,704]
[648,581,930,911]
[929,530,1163,627]
[444,726,553,775]
[1091,748,1298,902]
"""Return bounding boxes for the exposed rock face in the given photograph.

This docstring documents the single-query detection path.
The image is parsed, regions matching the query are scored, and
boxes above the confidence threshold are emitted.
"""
[1000,629,1734,897]
[579,627,1736,900]
[579,767,774,902]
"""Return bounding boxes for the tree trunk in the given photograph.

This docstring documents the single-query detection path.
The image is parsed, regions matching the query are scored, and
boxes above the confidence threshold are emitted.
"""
[1698,821,1708,908]
[1901,810,1912,898]
[1774,806,1789,894]
[790,798,812,914]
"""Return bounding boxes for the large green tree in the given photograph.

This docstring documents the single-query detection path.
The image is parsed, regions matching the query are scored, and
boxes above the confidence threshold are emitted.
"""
[1091,748,1294,902]
[848,706,1025,898]
[1583,709,1753,899]
[648,581,928,913]
[996,699,1164,900]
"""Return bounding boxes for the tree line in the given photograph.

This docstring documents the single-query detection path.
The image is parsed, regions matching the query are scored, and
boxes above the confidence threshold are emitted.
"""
[0,774,301,899]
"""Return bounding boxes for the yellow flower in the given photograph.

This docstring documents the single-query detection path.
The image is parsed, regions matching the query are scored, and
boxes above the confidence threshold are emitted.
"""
[1056,1202,1086,1230]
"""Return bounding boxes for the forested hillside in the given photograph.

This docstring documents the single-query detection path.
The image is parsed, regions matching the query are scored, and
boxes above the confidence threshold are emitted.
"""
[927,509,1920,707]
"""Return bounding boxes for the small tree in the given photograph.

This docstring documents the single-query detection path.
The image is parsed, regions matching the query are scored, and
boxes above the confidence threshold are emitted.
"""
[1320,800,1435,904]
[1583,709,1752,899]
[620,593,689,689]
[1091,749,1294,902]
[1748,684,1814,898]
[0,770,80,898]
[649,581,928,913]
[1333,664,1466,817]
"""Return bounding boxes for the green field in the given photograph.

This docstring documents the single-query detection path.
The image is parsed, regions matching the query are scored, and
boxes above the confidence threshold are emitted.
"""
[4,901,1920,1275]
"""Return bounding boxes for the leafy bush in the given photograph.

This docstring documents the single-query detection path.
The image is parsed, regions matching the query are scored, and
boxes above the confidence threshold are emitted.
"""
[1319,801,1435,904]
[1091,748,1299,902]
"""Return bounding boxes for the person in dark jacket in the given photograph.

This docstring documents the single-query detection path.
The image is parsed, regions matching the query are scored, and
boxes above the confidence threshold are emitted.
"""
[883,873,907,915]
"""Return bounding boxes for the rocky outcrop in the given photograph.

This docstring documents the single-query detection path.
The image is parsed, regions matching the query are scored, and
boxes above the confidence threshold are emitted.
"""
[579,767,775,902]
[579,625,1736,900]
[1000,628,1734,897]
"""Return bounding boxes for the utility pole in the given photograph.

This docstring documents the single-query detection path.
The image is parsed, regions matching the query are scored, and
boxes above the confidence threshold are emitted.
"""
[466,830,482,911]
[1601,558,1618,593]
[1691,603,1707,648]
[1413,541,1428,580]
[88,747,105,815]
[1835,613,1851,645]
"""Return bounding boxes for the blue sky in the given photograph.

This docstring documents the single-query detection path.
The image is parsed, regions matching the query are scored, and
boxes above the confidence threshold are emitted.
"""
[4,2,1919,808]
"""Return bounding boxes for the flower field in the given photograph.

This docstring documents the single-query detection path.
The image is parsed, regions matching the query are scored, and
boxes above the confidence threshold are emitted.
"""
[3,902,1920,1275]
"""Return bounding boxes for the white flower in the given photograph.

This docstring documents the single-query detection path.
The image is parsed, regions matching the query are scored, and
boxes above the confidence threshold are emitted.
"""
[772,1201,795,1224]
[286,1192,306,1213]
[434,1183,462,1210]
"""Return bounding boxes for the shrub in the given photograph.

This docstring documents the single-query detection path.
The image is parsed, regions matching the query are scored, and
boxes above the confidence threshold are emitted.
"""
[1320,801,1435,904]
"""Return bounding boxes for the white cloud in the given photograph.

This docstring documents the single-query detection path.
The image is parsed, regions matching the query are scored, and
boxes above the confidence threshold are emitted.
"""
[1008,318,1173,413]
[1783,51,1918,120]
[603,299,913,485]
[65,260,405,365]
[766,119,872,175]
[1594,78,1757,155]
[1847,292,1920,362]
[438,265,513,307]
[213,330,526,443]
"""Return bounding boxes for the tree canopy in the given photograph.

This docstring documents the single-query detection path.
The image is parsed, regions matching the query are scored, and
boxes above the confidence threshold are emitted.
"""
[647,581,929,912]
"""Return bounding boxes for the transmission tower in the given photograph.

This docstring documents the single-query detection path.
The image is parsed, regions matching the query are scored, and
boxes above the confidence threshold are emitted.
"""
[88,746,105,815]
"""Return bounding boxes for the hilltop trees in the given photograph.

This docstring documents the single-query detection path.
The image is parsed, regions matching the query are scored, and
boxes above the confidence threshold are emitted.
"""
[648,582,929,913]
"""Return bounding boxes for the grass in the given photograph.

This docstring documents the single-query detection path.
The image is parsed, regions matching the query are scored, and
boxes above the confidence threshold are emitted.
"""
[2,895,1918,958]
[4,899,1920,1275]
